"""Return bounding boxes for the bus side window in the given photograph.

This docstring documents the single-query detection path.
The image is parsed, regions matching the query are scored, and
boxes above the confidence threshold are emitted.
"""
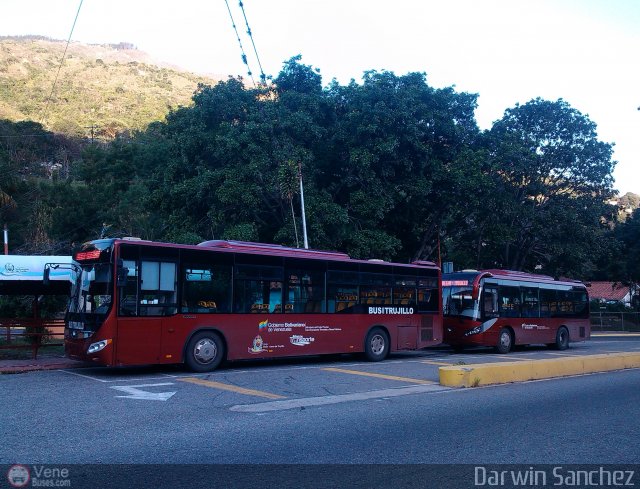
[539,288,555,317]
[119,260,138,316]
[499,286,520,318]
[521,287,540,318]
[182,265,231,313]
[328,286,358,313]
[482,287,499,318]
[139,261,177,316]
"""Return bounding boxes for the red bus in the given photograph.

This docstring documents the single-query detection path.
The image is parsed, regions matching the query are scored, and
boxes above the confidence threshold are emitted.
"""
[442,269,590,353]
[65,238,442,371]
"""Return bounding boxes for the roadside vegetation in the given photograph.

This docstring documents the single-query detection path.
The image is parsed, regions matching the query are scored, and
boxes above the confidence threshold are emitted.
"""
[1,39,639,287]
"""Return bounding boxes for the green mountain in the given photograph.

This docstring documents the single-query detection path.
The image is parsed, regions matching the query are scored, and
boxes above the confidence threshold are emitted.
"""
[0,36,222,138]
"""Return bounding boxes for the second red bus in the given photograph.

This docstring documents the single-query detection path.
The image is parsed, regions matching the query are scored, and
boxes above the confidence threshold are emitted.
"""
[442,269,590,353]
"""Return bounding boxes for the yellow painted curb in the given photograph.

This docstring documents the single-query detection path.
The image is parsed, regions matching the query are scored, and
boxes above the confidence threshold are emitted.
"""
[439,353,640,387]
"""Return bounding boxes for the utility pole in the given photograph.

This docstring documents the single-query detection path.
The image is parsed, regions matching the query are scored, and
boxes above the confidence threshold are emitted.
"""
[3,224,8,255]
[299,162,309,249]
[84,124,98,143]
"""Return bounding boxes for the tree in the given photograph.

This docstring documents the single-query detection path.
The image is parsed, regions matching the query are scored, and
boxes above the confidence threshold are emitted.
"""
[322,70,480,261]
[481,98,616,276]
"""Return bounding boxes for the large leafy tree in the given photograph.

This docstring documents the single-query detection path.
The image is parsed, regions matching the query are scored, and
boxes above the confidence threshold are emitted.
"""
[481,98,615,275]
[322,70,480,261]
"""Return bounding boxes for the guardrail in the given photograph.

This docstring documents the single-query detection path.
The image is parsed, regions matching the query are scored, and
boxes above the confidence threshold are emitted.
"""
[590,312,640,332]
[0,318,65,359]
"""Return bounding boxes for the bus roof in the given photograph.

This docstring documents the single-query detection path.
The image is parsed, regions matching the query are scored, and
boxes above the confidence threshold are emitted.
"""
[98,238,440,271]
[442,269,585,287]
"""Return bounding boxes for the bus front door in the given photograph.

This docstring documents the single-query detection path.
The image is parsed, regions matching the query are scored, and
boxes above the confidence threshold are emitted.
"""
[115,317,162,366]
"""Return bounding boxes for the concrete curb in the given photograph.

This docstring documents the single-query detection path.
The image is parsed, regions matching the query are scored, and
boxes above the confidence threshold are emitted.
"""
[439,353,640,387]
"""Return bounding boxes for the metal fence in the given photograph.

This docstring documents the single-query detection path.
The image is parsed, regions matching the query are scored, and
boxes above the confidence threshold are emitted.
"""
[590,312,640,332]
[0,318,64,359]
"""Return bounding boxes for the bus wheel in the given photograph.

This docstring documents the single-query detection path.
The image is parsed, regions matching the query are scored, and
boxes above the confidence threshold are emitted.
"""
[553,326,570,351]
[495,328,513,354]
[364,328,389,362]
[185,331,225,372]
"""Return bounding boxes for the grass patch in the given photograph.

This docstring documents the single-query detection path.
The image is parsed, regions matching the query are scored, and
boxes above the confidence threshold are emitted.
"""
[0,343,65,361]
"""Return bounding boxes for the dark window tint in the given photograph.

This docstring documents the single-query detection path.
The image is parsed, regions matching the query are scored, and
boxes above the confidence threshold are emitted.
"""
[119,259,138,316]
[521,287,540,318]
[417,286,439,312]
[360,286,392,306]
[181,265,231,313]
[499,286,520,318]
[285,269,325,313]
[393,287,416,306]
[482,286,499,319]
[328,286,358,313]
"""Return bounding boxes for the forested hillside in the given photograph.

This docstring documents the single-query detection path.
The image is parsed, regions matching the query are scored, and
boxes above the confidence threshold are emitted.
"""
[0,36,219,138]
[1,51,639,284]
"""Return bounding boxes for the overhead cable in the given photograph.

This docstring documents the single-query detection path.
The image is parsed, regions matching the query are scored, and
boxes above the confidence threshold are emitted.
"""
[224,0,256,86]
[238,1,267,84]
[40,0,84,127]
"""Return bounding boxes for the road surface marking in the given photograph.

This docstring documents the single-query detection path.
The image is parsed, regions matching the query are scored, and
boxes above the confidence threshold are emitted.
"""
[111,383,176,401]
[543,352,584,357]
[60,370,111,383]
[230,384,449,413]
[482,355,532,361]
[60,369,178,383]
[592,333,640,337]
[420,360,452,366]
[178,377,285,399]
[322,367,434,384]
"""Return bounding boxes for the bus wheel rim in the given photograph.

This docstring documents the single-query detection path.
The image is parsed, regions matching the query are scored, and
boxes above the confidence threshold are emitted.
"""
[194,338,217,364]
[500,332,511,348]
[371,334,385,354]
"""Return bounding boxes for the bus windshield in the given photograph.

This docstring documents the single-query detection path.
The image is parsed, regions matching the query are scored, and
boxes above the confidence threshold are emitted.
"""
[442,285,479,320]
[67,262,113,332]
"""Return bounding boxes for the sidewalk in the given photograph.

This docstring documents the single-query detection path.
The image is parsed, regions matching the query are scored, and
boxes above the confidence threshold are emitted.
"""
[0,355,89,374]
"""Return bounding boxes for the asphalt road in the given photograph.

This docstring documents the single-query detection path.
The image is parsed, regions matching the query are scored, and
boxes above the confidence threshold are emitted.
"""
[2,335,639,468]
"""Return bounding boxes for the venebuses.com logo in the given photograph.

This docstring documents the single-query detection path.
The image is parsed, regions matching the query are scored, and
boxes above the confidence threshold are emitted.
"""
[7,465,30,488]
[7,464,71,487]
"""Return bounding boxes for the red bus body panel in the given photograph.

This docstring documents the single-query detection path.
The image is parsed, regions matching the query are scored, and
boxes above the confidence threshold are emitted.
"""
[67,311,441,367]
[66,239,442,367]
[444,316,590,348]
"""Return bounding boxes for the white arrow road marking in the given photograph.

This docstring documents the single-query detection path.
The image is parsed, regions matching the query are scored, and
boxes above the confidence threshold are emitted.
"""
[110,382,176,401]
[230,384,450,413]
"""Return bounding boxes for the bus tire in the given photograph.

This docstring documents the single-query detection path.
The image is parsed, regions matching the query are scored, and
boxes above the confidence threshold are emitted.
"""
[185,331,225,373]
[495,328,513,354]
[553,326,570,351]
[364,327,389,362]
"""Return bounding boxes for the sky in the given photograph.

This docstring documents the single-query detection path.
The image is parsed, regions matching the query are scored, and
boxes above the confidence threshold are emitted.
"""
[2,0,639,195]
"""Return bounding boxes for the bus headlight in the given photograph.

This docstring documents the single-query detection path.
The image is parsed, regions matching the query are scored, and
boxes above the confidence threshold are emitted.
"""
[464,326,482,336]
[87,339,111,354]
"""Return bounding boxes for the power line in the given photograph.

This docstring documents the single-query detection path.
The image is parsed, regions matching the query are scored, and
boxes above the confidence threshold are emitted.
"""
[224,0,256,86]
[238,1,267,84]
[40,0,84,127]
